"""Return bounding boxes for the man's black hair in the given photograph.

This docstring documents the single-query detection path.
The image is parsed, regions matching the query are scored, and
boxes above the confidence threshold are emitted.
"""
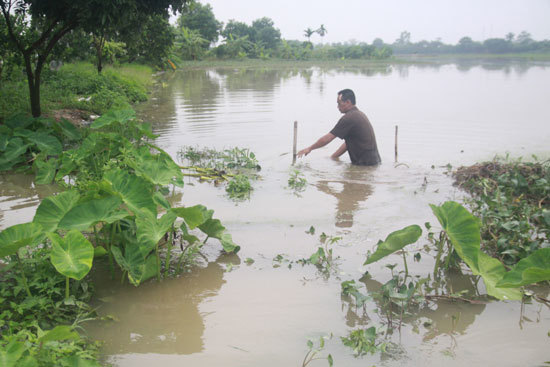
[338,89,356,105]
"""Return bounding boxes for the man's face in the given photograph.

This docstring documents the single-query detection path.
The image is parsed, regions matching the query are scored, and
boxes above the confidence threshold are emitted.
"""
[337,94,353,113]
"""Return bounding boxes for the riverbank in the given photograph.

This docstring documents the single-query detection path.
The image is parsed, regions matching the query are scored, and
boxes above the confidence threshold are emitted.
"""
[0,63,154,121]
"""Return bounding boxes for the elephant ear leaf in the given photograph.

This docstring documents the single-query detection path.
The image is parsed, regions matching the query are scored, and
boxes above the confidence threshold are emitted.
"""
[364,225,422,265]
[58,196,127,231]
[0,223,44,258]
[91,109,135,129]
[430,201,481,271]
[33,190,80,233]
[172,205,210,229]
[47,230,94,280]
[497,248,550,288]
[104,170,156,216]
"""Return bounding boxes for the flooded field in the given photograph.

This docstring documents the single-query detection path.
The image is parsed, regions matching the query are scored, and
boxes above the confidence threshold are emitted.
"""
[2,59,550,366]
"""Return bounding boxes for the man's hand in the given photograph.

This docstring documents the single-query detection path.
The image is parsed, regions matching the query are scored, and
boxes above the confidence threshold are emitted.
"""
[296,147,312,158]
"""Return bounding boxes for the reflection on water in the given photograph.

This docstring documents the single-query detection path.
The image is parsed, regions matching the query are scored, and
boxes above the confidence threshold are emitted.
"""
[315,165,374,228]
[88,253,239,355]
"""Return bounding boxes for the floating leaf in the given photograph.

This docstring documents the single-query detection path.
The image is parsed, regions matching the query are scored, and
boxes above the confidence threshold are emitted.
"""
[58,196,127,231]
[33,190,80,233]
[497,248,550,288]
[364,225,422,265]
[48,230,94,280]
[0,223,44,257]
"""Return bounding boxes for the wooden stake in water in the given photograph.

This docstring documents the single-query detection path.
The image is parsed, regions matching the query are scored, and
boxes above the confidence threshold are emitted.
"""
[394,125,399,163]
[292,120,298,165]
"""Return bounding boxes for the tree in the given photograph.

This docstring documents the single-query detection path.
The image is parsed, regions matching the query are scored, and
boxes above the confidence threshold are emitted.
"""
[251,17,281,50]
[178,2,221,48]
[176,26,208,60]
[222,19,252,40]
[316,24,327,43]
[304,27,315,42]
[395,30,411,45]
[0,0,188,117]
[516,30,532,44]
[505,32,515,43]
[372,38,385,48]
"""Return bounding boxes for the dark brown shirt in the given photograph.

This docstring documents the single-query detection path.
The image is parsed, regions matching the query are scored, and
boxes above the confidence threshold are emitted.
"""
[330,107,381,165]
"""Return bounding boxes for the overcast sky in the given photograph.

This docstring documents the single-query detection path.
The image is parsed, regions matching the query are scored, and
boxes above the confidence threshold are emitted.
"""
[200,0,550,44]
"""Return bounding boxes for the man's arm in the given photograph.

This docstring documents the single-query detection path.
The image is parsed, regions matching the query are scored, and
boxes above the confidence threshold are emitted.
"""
[331,142,347,159]
[297,133,336,158]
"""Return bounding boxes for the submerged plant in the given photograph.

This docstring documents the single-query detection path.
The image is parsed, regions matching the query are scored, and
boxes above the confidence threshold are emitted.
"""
[341,326,389,356]
[226,174,252,199]
[288,169,307,192]
[302,334,333,367]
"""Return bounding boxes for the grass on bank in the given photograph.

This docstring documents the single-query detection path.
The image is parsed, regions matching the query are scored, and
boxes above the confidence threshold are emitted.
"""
[0,63,154,120]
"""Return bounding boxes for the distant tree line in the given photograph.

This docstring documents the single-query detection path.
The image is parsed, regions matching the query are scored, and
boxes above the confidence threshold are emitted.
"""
[389,30,550,55]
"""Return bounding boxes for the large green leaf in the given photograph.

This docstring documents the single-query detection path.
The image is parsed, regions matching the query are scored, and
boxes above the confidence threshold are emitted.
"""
[111,245,158,286]
[58,196,127,231]
[364,225,422,265]
[33,190,80,233]
[0,340,27,367]
[37,325,80,343]
[0,223,44,257]
[26,132,62,155]
[104,170,156,216]
[431,201,521,300]
[0,138,30,169]
[497,248,550,288]
[132,150,183,186]
[199,218,226,239]
[0,134,9,151]
[47,230,94,280]
[135,211,177,256]
[5,113,33,129]
[171,205,210,229]
[430,201,480,271]
[220,233,240,253]
[477,252,522,300]
[60,355,102,367]
[54,119,82,141]
[34,158,58,185]
[91,109,135,129]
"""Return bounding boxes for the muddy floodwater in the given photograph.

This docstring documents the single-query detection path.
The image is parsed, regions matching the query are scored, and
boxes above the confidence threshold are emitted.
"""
[2,59,550,366]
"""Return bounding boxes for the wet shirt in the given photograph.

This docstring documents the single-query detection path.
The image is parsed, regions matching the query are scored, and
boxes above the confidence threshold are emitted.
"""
[330,106,381,166]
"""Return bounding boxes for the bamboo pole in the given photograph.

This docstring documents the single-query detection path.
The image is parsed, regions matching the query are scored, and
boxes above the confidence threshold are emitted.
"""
[292,120,298,165]
[394,125,398,163]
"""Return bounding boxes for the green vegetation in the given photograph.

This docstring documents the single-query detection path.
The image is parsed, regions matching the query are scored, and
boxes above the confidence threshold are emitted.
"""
[179,146,260,200]
[302,335,333,367]
[0,108,240,365]
[288,169,307,192]
[341,327,389,357]
[1,63,152,119]
[453,157,549,266]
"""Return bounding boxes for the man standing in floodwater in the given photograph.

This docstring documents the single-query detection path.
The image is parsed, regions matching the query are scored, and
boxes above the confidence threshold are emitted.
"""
[297,89,381,166]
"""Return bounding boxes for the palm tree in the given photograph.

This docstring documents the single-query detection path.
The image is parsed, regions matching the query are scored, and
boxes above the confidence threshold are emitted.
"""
[304,27,315,42]
[316,24,327,43]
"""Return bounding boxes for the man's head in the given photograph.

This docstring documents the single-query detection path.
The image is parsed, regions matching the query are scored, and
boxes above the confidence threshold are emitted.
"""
[337,89,356,113]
